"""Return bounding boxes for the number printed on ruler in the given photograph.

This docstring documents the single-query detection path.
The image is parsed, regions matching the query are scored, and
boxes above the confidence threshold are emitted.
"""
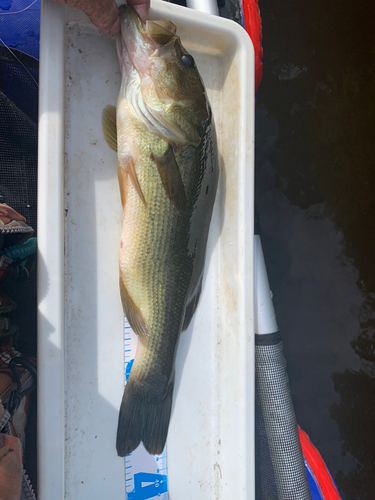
[124,317,169,500]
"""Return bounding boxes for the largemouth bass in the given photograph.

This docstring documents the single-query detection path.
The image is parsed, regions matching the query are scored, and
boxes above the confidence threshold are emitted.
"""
[102,4,218,457]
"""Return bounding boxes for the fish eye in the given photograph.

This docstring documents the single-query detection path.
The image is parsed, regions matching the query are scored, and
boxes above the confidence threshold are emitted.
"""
[181,54,195,68]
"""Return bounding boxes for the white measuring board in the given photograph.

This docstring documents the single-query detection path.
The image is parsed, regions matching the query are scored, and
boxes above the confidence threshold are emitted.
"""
[123,317,169,500]
[39,1,255,498]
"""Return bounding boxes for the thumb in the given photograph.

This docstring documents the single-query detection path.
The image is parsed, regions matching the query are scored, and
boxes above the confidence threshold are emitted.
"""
[86,0,120,34]
[53,0,120,34]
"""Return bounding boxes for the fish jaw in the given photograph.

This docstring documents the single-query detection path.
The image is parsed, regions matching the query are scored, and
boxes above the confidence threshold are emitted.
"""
[118,4,156,80]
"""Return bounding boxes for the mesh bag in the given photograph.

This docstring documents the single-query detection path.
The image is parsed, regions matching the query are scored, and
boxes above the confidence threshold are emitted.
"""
[255,332,312,500]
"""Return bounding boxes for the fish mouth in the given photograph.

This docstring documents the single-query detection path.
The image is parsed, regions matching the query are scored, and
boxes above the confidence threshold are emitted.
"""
[117,4,154,77]
[117,4,177,77]
[118,4,145,38]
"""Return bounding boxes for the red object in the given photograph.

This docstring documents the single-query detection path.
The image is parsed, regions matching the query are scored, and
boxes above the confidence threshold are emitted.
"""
[241,0,263,93]
[299,427,342,500]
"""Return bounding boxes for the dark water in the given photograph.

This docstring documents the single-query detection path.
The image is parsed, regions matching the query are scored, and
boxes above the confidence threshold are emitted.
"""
[255,1,375,498]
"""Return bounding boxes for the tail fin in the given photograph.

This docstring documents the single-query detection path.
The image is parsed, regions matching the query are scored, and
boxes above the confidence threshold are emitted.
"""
[116,375,174,457]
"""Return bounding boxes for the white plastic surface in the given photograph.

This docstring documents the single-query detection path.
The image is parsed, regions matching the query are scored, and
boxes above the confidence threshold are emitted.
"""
[37,2,65,499]
[38,0,255,498]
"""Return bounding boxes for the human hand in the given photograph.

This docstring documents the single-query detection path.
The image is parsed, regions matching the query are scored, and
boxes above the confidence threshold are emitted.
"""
[125,0,150,23]
[53,0,150,34]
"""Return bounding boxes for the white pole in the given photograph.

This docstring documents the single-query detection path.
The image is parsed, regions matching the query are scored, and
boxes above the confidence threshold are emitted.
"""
[185,0,219,17]
[254,234,278,334]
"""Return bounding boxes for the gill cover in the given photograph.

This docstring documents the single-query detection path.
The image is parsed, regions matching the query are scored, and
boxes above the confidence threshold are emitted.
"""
[118,5,209,146]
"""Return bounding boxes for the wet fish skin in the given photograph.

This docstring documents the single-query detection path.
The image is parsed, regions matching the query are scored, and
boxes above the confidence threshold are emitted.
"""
[102,4,218,457]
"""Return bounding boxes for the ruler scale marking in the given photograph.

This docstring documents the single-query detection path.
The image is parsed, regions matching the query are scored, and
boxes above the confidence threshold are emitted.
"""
[123,317,169,500]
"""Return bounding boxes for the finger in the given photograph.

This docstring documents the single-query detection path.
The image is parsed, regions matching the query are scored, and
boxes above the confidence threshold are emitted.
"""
[53,0,120,34]
[86,0,120,34]
[127,0,150,20]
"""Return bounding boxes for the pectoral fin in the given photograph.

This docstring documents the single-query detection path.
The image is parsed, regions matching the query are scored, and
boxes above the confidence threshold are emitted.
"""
[102,105,117,152]
[118,157,148,211]
[117,165,128,211]
[120,278,148,337]
[127,158,148,211]
[151,146,186,211]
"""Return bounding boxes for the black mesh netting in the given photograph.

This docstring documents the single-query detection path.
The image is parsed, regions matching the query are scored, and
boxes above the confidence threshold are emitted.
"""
[0,46,38,357]
[0,45,38,492]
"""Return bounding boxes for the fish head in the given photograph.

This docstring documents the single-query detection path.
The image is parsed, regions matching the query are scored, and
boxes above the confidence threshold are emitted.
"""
[117,4,209,146]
